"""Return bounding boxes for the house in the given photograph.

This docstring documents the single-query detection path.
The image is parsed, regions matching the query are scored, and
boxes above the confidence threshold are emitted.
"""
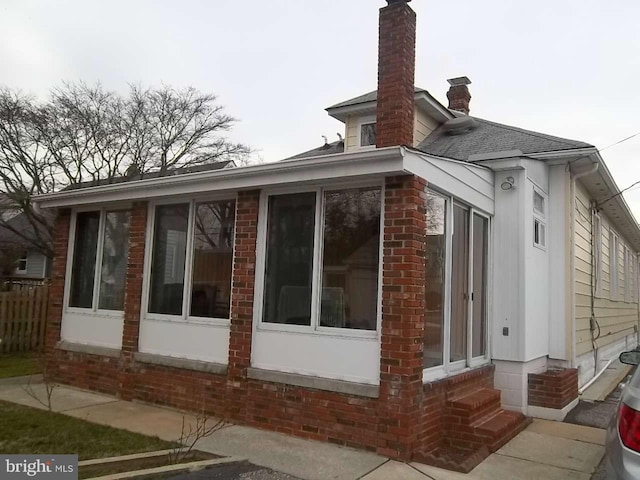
[0,210,51,280]
[35,0,639,471]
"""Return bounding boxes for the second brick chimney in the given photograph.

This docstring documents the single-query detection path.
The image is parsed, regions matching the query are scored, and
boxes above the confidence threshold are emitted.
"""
[447,77,472,115]
[376,0,416,148]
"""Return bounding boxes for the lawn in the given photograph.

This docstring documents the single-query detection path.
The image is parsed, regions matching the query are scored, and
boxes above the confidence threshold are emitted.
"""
[0,353,42,378]
[0,400,178,460]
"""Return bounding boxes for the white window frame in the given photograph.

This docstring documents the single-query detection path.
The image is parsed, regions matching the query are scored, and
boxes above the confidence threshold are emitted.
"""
[423,191,492,382]
[610,231,619,301]
[593,213,603,297]
[141,194,237,327]
[64,207,130,316]
[253,180,384,340]
[357,115,377,149]
[16,252,28,274]
[624,245,632,303]
[532,188,546,250]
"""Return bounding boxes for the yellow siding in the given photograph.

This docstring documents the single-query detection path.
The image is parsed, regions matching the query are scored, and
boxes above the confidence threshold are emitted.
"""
[413,108,439,146]
[345,115,359,151]
[574,182,639,357]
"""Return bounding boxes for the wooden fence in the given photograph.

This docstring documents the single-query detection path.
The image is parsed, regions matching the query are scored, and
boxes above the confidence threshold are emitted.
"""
[0,283,49,354]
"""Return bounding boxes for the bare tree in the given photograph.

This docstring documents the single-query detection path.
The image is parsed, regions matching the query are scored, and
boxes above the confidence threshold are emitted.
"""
[0,83,251,257]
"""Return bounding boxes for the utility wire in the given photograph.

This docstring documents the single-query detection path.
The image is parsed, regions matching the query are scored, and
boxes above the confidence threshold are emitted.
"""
[593,130,640,210]
[599,131,640,153]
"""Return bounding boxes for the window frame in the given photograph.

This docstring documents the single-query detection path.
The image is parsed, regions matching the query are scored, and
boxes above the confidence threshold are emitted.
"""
[594,213,603,298]
[64,207,131,316]
[16,252,28,274]
[422,189,492,382]
[141,194,237,327]
[610,231,620,301]
[357,115,377,149]
[532,188,547,250]
[253,181,384,340]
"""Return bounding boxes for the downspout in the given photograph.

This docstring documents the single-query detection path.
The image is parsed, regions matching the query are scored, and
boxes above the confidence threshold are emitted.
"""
[570,160,599,370]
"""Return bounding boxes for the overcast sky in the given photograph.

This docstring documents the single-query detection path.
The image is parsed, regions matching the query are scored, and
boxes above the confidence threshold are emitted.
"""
[2,0,640,216]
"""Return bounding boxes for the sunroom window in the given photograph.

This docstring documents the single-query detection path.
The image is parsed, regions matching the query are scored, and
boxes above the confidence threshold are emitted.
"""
[69,210,130,311]
[147,199,235,320]
[261,186,381,331]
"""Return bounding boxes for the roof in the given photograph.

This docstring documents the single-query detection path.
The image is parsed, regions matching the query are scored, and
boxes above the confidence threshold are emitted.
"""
[327,87,428,110]
[65,161,233,190]
[286,141,345,160]
[418,117,593,161]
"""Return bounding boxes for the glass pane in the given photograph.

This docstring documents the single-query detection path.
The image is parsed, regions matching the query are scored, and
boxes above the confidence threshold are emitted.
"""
[148,204,189,315]
[320,187,381,330]
[190,200,235,319]
[450,204,469,363]
[424,192,446,368]
[472,214,488,358]
[69,211,100,308]
[361,123,376,146]
[98,211,130,310]
[263,193,316,325]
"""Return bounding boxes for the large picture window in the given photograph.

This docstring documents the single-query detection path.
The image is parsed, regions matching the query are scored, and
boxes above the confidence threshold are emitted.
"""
[69,210,130,311]
[261,186,382,331]
[148,199,235,320]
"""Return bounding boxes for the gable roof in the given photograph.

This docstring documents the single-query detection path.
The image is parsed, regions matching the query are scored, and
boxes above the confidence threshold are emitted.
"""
[327,87,429,110]
[418,117,593,161]
[286,140,345,160]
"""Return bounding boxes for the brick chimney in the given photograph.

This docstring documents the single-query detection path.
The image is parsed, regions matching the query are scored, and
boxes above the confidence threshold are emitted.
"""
[447,77,472,115]
[376,0,416,148]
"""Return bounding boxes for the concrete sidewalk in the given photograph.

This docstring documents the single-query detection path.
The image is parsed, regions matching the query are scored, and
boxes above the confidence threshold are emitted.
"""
[0,382,605,480]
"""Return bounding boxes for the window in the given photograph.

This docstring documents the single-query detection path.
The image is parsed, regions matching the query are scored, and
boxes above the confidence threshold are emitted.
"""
[594,215,602,297]
[360,123,376,147]
[69,210,130,311]
[533,189,546,249]
[148,199,235,320]
[261,186,381,331]
[16,252,27,274]
[625,246,634,303]
[610,232,619,300]
[534,218,546,248]
[423,192,490,373]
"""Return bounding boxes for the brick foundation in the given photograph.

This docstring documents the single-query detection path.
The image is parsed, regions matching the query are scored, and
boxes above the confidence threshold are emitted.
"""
[528,368,578,410]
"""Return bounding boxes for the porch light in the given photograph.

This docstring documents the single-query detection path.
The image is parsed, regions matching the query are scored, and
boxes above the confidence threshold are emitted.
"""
[501,176,515,191]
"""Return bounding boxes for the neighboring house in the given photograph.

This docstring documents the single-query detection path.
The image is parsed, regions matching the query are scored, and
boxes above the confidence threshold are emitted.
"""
[0,211,51,279]
[35,0,639,471]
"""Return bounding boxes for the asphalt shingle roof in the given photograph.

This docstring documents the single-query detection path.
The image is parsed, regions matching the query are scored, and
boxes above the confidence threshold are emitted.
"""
[418,117,593,161]
[285,141,345,160]
[327,87,428,110]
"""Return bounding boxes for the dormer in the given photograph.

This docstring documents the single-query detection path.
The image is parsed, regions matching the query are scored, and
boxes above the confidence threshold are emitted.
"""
[325,88,453,153]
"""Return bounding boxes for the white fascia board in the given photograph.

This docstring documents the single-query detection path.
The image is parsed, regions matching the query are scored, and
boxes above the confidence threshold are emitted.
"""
[404,150,495,215]
[35,147,408,208]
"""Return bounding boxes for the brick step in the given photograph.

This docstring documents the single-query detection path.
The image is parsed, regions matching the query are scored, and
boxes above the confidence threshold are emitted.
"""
[474,409,532,452]
[413,444,491,474]
[447,388,501,424]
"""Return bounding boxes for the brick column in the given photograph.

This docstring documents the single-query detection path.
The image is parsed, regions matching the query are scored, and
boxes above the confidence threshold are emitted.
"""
[378,175,427,459]
[528,368,578,411]
[227,190,260,420]
[119,201,148,399]
[45,208,71,360]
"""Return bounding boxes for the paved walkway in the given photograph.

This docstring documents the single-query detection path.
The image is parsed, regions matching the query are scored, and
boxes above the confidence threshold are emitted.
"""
[0,381,607,480]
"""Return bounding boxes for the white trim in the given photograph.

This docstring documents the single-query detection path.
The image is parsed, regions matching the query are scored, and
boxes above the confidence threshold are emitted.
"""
[528,398,579,421]
[15,251,28,274]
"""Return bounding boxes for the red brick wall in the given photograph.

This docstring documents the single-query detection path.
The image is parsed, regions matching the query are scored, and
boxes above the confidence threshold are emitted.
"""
[53,350,120,395]
[45,208,71,360]
[378,175,427,459]
[376,1,416,148]
[528,368,578,409]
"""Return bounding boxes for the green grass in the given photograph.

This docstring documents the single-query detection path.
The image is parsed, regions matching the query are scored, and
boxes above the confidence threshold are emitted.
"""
[0,353,42,378]
[0,400,178,460]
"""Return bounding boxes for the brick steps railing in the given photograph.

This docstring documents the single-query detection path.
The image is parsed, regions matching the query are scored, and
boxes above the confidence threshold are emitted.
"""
[414,387,531,473]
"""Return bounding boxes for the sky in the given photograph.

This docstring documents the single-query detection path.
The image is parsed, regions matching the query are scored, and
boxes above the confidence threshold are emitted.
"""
[1,0,640,216]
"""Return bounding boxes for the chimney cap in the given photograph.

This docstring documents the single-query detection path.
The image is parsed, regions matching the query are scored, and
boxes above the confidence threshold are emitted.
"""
[447,76,472,87]
[386,0,412,5]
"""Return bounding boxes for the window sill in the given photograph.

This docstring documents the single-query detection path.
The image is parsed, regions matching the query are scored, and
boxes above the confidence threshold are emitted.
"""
[57,341,121,358]
[247,367,379,398]
[134,352,227,375]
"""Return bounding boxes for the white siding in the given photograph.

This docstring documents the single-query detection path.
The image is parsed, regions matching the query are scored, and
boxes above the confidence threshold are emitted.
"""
[413,108,439,146]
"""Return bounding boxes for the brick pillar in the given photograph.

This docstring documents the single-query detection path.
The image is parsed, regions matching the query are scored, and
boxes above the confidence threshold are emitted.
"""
[378,175,427,459]
[119,201,148,399]
[227,190,260,420]
[376,0,416,148]
[528,368,578,411]
[45,208,71,361]
[447,77,472,115]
